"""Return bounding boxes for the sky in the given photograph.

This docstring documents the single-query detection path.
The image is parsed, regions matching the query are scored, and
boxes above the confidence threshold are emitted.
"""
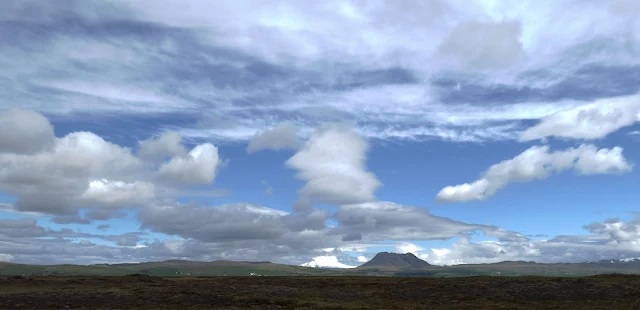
[1,0,640,267]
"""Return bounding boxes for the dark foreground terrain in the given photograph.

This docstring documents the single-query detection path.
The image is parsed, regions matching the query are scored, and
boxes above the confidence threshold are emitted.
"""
[1,274,640,309]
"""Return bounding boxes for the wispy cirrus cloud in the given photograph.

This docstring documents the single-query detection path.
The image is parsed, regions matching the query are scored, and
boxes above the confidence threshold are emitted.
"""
[2,1,640,143]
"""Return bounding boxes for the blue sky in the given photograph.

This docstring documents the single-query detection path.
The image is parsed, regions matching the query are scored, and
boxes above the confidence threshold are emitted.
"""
[1,0,640,267]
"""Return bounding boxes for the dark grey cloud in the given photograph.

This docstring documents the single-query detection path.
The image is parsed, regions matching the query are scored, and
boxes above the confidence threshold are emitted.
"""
[0,218,138,245]
[281,210,330,232]
[3,212,640,266]
[333,201,490,241]
[135,200,495,264]
[138,203,292,242]
[0,218,46,238]
[341,232,362,242]
[104,232,147,247]
[427,216,640,265]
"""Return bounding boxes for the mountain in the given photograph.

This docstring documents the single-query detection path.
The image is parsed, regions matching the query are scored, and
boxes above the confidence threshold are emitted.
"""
[359,252,431,269]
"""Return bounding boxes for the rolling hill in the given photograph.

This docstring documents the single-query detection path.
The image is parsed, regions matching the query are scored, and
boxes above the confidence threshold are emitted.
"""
[0,260,341,277]
[2,253,640,277]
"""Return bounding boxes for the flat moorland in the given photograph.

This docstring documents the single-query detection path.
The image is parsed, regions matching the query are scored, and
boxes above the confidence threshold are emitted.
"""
[1,274,639,309]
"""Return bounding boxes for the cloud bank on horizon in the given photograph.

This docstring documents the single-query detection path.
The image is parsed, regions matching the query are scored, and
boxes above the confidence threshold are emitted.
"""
[1,0,640,267]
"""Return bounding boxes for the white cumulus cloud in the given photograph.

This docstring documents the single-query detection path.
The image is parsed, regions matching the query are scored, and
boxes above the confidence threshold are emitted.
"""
[437,144,632,202]
[157,143,221,185]
[137,131,187,162]
[82,179,155,206]
[301,255,357,268]
[286,126,381,210]
[0,109,225,220]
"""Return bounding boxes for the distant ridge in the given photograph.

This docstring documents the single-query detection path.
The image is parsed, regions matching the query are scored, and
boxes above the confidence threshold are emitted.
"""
[492,261,537,265]
[4,256,640,277]
[588,258,640,265]
[359,252,430,268]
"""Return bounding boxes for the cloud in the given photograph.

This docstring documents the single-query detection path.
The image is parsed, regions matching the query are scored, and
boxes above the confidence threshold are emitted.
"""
[0,254,13,262]
[521,94,640,141]
[0,108,55,154]
[0,218,162,264]
[341,232,362,242]
[0,218,133,243]
[137,131,187,162]
[104,232,147,247]
[247,122,300,153]
[438,20,525,69]
[0,109,224,220]
[583,217,640,243]
[437,144,632,202]
[134,199,490,265]
[286,126,381,210]
[425,216,640,265]
[334,201,489,241]
[4,1,640,144]
[4,198,638,266]
[0,203,44,217]
[301,255,357,268]
[82,179,155,206]
[139,202,292,243]
[424,236,540,265]
[157,144,221,185]
[3,1,640,267]
[396,242,424,254]
[0,130,144,216]
[0,218,47,238]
